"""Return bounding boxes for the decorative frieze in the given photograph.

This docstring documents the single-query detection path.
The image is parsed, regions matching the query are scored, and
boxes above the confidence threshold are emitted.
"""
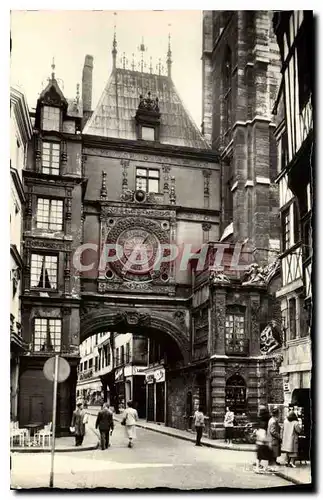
[24,239,71,252]
[100,205,175,219]
[82,147,217,169]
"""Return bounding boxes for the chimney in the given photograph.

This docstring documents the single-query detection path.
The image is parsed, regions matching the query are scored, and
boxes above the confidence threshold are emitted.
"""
[82,55,93,113]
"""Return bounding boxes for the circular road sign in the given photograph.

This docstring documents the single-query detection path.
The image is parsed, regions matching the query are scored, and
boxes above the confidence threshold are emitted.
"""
[43,356,71,383]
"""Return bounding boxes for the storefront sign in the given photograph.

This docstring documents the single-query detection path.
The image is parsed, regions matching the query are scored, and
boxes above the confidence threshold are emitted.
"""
[146,374,155,384]
[133,366,146,375]
[283,382,290,392]
[115,368,124,381]
[154,369,165,383]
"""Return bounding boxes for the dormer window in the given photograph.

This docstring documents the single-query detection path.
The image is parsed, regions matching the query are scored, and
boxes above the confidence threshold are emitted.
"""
[42,106,60,131]
[135,91,161,142]
[141,126,155,141]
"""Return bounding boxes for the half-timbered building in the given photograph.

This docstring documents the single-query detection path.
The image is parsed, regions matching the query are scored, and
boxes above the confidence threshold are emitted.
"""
[272,11,313,437]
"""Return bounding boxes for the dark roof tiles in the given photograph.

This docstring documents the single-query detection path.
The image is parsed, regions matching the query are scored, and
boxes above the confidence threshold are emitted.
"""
[83,68,209,150]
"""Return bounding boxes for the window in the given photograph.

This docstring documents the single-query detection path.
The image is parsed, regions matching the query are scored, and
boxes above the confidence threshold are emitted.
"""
[225,312,247,354]
[31,254,58,290]
[289,297,297,340]
[89,358,93,369]
[126,342,130,363]
[293,202,300,244]
[116,347,120,366]
[141,126,155,141]
[297,22,312,111]
[42,142,60,175]
[282,207,291,251]
[42,106,60,131]
[107,345,111,366]
[223,46,232,134]
[34,318,61,352]
[37,198,63,231]
[136,168,160,193]
[121,345,125,365]
[303,219,312,260]
[84,360,88,371]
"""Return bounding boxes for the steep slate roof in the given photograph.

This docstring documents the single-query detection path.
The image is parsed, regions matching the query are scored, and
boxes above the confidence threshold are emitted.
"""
[83,68,210,149]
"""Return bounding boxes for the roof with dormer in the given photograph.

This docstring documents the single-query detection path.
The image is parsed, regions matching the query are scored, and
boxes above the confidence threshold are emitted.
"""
[83,67,210,150]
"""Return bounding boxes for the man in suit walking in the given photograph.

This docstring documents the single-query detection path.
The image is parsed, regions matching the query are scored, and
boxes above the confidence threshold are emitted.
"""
[96,403,114,450]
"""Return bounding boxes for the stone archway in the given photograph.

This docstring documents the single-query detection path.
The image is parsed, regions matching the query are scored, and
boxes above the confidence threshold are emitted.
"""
[80,306,190,364]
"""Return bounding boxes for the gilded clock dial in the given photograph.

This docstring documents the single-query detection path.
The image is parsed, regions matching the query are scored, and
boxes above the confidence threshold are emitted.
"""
[116,228,160,275]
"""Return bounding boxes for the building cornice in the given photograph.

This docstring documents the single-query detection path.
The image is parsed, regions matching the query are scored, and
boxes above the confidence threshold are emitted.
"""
[10,244,24,268]
[11,167,26,204]
[10,87,33,142]
[82,134,220,164]
[23,170,84,187]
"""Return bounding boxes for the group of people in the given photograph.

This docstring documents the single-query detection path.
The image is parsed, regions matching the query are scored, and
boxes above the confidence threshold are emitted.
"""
[70,400,139,450]
[254,406,303,473]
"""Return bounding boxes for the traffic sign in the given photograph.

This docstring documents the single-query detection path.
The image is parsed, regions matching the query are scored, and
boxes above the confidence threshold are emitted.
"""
[43,356,70,383]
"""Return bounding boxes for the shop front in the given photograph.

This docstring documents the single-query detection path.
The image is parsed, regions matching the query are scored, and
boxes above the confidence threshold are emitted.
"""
[115,367,125,411]
[145,366,166,424]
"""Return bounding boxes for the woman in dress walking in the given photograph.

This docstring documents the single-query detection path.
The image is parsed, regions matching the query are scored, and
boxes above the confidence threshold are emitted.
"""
[223,407,234,445]
[281,411,302,467]
[267,407,282,468]
[122,401,138,448]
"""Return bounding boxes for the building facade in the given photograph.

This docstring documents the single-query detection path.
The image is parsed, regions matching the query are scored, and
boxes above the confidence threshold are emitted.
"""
[76,332,110,404]
[272,11,313,434]
[198,11,285,435]
[10,86,32,420]
[17,15,290,434]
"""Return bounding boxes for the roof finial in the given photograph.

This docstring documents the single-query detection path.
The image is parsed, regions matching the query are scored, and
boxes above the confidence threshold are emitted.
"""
[76,83,80,104]
[158,58,162,76]
[149,56,153,74]
[112,12,117,69]
[167,24,172,78]
[132,53,135,71]
[138,37,147,73]
[51,57,56,80]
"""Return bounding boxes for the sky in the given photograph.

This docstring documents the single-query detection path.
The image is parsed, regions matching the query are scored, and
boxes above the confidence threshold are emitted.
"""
[10,10,203,129]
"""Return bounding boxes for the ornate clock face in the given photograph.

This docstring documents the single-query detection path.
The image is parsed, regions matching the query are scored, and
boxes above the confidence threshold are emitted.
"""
[116,228,160,277]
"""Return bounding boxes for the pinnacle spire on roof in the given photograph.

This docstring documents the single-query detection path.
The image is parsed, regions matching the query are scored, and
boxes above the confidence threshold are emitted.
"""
[112,12,117,69]
[51,57,56,81]
[166,25,172,78]
[138,37,147,73]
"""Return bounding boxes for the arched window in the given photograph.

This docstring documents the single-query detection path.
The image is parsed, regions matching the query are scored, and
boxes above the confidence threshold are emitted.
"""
[223,46,232,134]
[225,374,247,414]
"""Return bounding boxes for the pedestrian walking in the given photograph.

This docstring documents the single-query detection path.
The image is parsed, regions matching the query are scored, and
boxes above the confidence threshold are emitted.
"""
[122,401,138,448]
[254,421,271,474]
[281,411,302,468]
[223,406,234,444]
[193,406,206,447]
[70,400,88,447]
[267,407,282,469]
[96,403,114,450]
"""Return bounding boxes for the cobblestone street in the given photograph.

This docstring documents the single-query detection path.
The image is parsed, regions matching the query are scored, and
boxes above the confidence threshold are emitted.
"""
[11,419,293,490]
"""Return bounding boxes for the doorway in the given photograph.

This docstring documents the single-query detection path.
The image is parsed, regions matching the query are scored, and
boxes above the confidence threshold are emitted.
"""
[225,374,247,414]
[155,382,165,422]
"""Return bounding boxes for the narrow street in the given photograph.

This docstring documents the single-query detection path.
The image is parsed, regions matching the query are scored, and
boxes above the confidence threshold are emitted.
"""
[11,417,293,490]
